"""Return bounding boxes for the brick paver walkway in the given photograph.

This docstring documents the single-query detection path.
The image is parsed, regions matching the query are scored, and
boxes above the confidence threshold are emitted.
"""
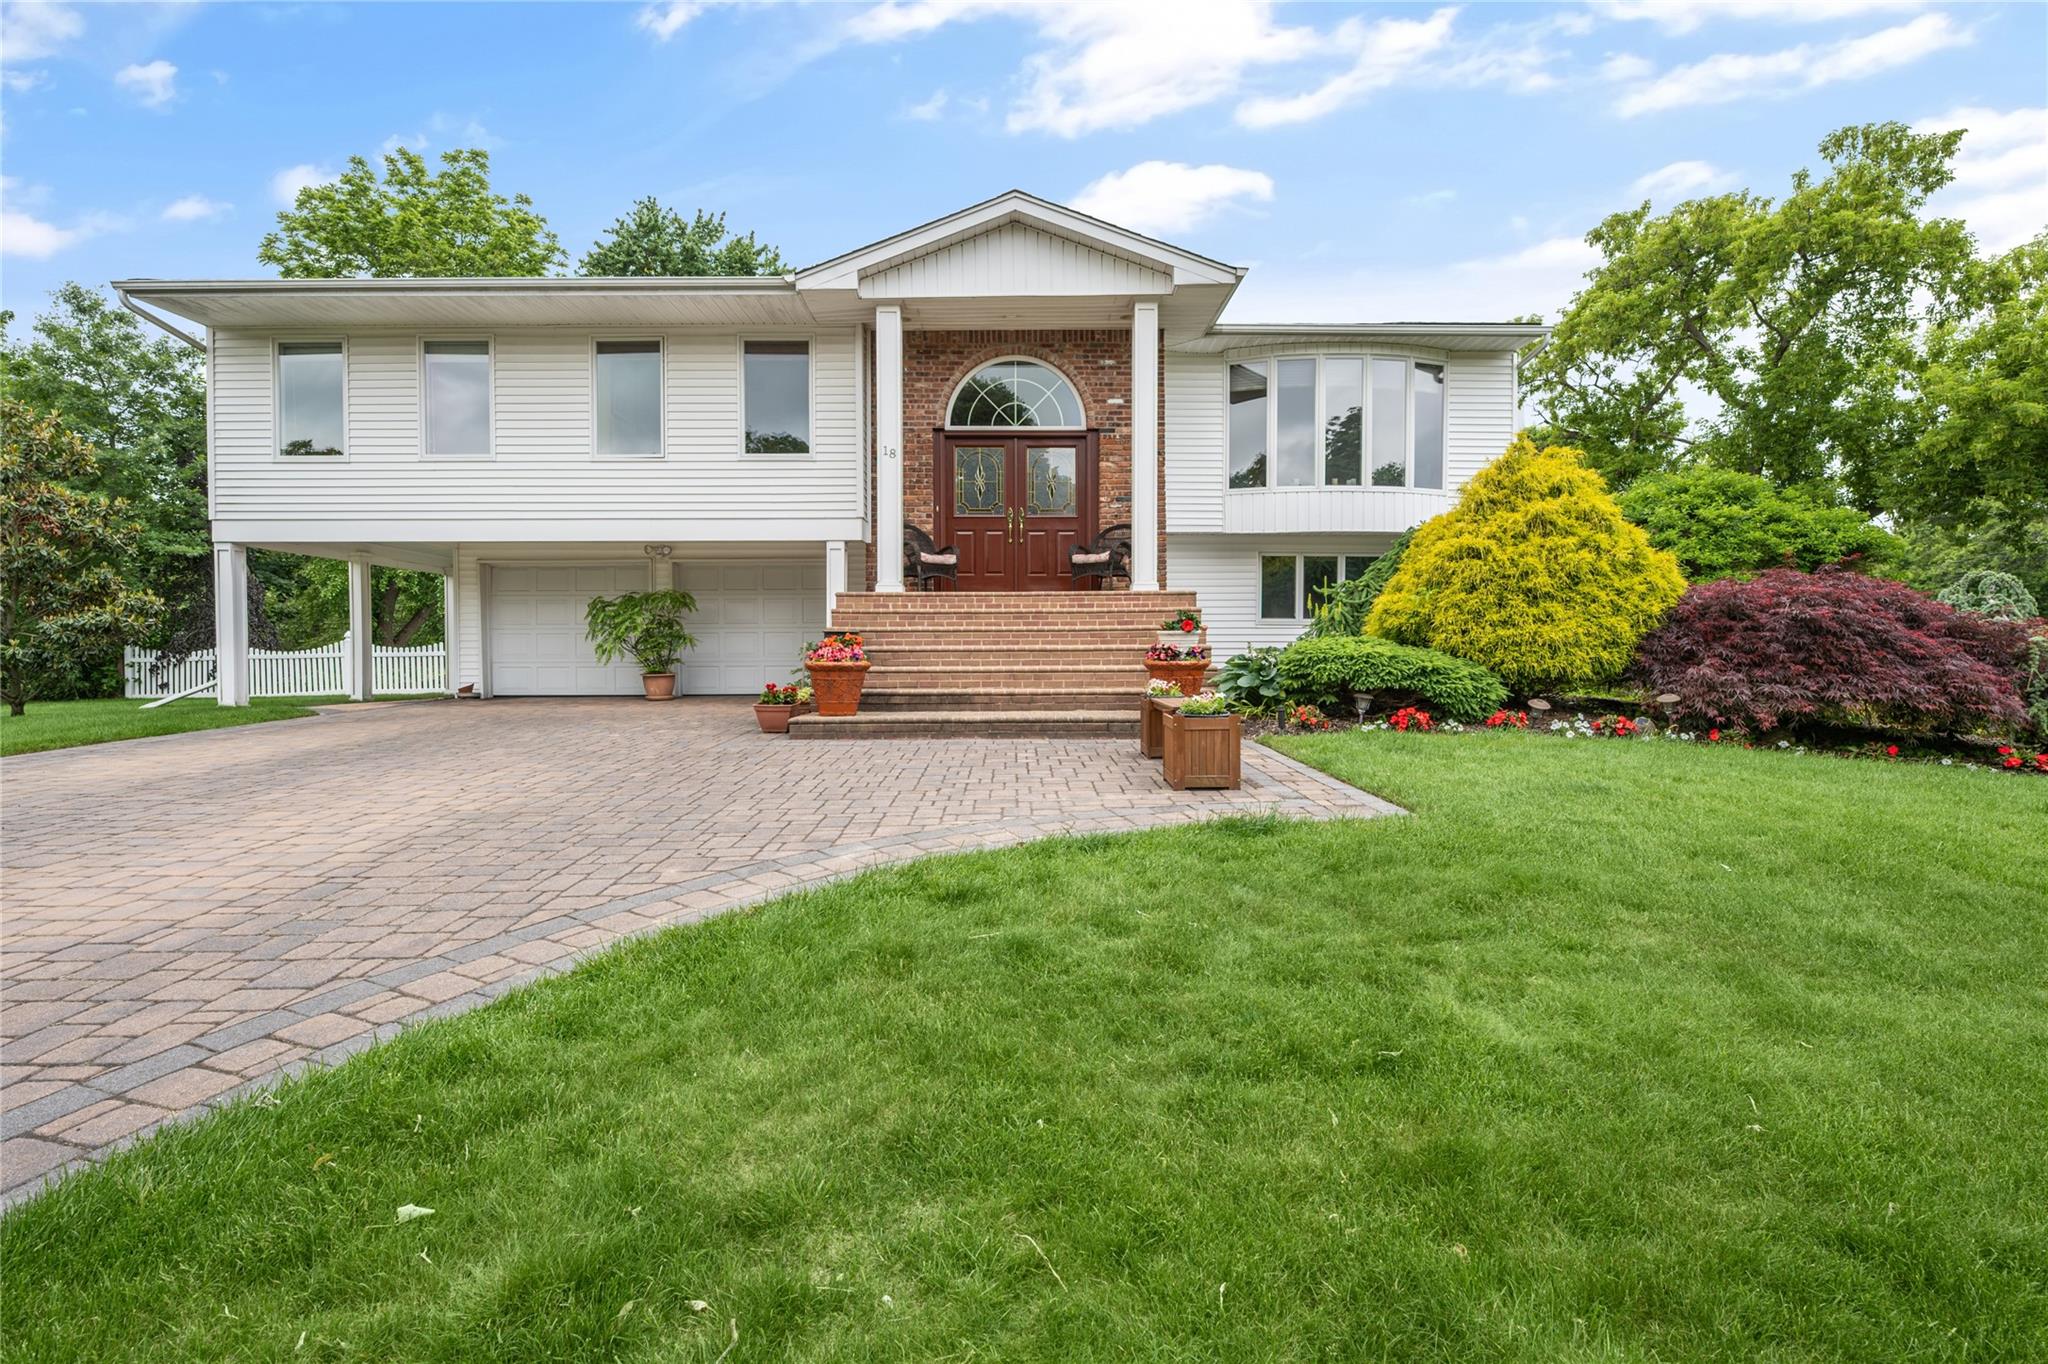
[1,698,1396,1203]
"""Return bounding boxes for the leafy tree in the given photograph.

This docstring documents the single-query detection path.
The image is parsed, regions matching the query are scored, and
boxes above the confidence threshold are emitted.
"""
[1898,236,2048,557]
[2,402,163,714]
[0,286,209,644]
[1523,122,1975,495]
[1898,510,2048,614]
[259,148,564,279]
[579,199,786,277]
[1633,568,2033,738]
[1367,438,1685,693]
[272,560,443,650]
[1617,467,1901,581]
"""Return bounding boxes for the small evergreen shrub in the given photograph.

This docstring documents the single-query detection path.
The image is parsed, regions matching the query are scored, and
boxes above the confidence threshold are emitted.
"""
[2027,633,2048,734]
[1306,529,1415,638]
[1618,468,1902,580]
[1276,635,1507,722]
[1937,569,2039,622]
[1368,437,1685,692]
[1632,568,2034,736]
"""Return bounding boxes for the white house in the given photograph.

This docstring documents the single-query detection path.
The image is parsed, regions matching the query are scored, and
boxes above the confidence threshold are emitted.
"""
[116,191,1541,712]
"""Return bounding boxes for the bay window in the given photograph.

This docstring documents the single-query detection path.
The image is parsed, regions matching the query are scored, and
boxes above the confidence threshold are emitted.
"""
[1226,355,1445,491]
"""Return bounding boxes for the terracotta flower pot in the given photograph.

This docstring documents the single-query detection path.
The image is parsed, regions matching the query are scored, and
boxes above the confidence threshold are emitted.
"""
[754,703,797,734]
[806,660,871,716]
[642,672,677,700]
[1144,658,1210,696]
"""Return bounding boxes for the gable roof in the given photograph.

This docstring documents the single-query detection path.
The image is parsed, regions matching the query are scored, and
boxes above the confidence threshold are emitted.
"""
[793,189,1244,292]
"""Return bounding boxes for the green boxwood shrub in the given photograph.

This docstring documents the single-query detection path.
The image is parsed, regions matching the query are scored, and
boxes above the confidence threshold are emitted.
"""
[1276,635,1507,721]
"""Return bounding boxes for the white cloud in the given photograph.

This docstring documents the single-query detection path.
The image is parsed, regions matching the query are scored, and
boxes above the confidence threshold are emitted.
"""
[1228,234,1600,325]
[1236,8,1456,128]
[270,163,334,206]
[1070,161,1273,235]
[0,1,81,62]
[1630,160,1738,201]
[1598,52,1653,82]
[380,130,429,156]
[114,58,177,108]
[161,193,230,222]
[1613,13,1971,117]
[0,185,121,259]
[2,66,44,91]
[1596,0,1925,35]
[1913,105,2048,252]
[1404,188,1458,208]
[904,88,947,121]
[635,1,708,41]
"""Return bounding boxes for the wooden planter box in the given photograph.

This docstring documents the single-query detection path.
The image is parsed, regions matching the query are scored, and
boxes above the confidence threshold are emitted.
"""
[1139,694,1183,758]
[1163,710,1241,790]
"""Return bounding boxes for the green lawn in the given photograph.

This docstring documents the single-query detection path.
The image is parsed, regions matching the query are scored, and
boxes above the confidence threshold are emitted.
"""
[3,734,2044,1361]
[0,695,444,756]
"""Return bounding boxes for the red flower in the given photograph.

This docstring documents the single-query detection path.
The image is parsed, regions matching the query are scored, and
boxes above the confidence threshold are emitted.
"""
[1885,744,1899,758]
[1998,745,2014,756]
[1181,619,1196,632]
[2004,755,2023,769]
[2035,753,2048,770]
[1707,728,1720,742]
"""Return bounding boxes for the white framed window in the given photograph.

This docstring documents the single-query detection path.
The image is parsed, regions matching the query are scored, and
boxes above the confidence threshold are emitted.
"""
[1257,552,1380,621]
[741,338,811,454]
[593,338,663,458]
[948,357,1085,429]
[421,338,493,458]
[1227,355,1445,492]
[274,339,346,458]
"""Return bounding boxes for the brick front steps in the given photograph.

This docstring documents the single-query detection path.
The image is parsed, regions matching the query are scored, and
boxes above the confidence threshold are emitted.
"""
[789,590,1202,740]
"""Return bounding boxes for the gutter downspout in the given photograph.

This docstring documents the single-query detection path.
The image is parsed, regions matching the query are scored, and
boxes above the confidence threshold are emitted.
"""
[115,289,207,353]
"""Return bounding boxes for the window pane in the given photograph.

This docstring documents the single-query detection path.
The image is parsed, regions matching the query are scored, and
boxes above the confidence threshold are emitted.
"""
[1370,358,1407,487]
[1227,362,1267,488]
[1413,362,1445,490]
[1302,555,1339,618]
[424,341,490,456]
[1342,555,1377,581]
[1323,357,1363,486]
[595,340,661,456]
[1260,555,1295,619]
[278,342,343,457]
[744,340,809,453]
[1025,446,1076,517]
[1275,358,1316,486]
[949,360,1081,428]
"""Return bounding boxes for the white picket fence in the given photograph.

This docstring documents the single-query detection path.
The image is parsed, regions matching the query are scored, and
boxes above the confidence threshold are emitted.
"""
[123,634,447,699]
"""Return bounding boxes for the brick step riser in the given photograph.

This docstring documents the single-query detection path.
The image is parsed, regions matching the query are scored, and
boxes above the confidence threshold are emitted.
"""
[836,592,1197,603]
[860,691,1145,712]
[789,718,1136,740]
[835,615,1187,628]
[864,648,1156,664]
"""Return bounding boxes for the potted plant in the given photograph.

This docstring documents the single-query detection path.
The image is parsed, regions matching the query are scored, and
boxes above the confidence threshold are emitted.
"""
[584,589,700,700]
[1144,642,1211,696]
[753,681,811,734]
[1162,690,1241,790]
[1140,677,1183,759]
[1157,607,1204,648]
[803,632,870,716]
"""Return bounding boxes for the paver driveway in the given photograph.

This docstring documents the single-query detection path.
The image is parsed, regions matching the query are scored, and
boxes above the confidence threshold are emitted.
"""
[1,698,1395,1202]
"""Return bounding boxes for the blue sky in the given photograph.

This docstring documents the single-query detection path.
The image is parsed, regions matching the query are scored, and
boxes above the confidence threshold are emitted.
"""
[2,0,2043,327]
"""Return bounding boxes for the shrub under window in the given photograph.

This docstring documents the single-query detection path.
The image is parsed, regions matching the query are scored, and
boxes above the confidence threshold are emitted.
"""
[1275,635,1507,722]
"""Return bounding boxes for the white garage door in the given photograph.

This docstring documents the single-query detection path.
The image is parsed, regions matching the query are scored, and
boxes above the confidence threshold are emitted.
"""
[487,560,824,696]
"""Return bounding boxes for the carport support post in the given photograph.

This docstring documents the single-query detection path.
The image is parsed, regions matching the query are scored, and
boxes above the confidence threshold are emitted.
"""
[441,572,459,696]
[346,555,374,702]
[825,540,848,624]
[212,541,251,707]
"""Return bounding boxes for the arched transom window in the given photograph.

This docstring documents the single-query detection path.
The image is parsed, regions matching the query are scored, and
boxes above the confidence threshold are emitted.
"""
[947,358,1084,429]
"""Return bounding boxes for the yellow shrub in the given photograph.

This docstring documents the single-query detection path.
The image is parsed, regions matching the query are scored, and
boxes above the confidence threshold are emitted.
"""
[1366,437,1685,692]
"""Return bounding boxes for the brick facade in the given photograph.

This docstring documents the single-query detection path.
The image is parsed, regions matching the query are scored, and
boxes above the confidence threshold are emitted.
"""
[865,328,1166,589]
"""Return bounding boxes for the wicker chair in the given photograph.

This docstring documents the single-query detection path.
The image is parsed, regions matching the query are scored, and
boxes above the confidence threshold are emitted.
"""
[1069,522,1132,587]
[905,523,960,590]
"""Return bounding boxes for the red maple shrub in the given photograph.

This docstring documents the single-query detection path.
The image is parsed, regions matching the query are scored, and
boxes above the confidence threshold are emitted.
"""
[1631,568,2035,736]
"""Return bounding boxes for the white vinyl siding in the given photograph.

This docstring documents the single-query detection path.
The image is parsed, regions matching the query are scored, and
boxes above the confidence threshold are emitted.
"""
[1164,350,1226,532]
[861,221,1172,299]
[1444,350,1514,490]
[210,326,863,532]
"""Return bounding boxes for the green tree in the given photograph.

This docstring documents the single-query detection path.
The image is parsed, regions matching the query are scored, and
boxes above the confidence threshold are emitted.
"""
[579,199,786,277]
[258,148,564,279]
[1367,438,1685,693]
[1618,467,1901,581]
[2,402,164,714]
[1,285,210,662]
[272,559,443,650]
[1897,237,2048,564]
[1523,122,1975,496]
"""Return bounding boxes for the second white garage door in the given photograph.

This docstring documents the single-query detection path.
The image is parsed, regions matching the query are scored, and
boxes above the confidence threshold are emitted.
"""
[488,560,824,696]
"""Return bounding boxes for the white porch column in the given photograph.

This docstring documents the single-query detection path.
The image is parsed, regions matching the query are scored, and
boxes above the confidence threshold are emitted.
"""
[874,305,905,592]
[441,572,460,697]
[1130,301,1161,591]
[211,541,251,707]
[825,539,848,623]
[345,554,374,701]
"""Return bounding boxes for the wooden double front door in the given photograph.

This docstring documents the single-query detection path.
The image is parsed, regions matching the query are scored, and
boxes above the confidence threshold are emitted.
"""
[933,432,1097,591]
